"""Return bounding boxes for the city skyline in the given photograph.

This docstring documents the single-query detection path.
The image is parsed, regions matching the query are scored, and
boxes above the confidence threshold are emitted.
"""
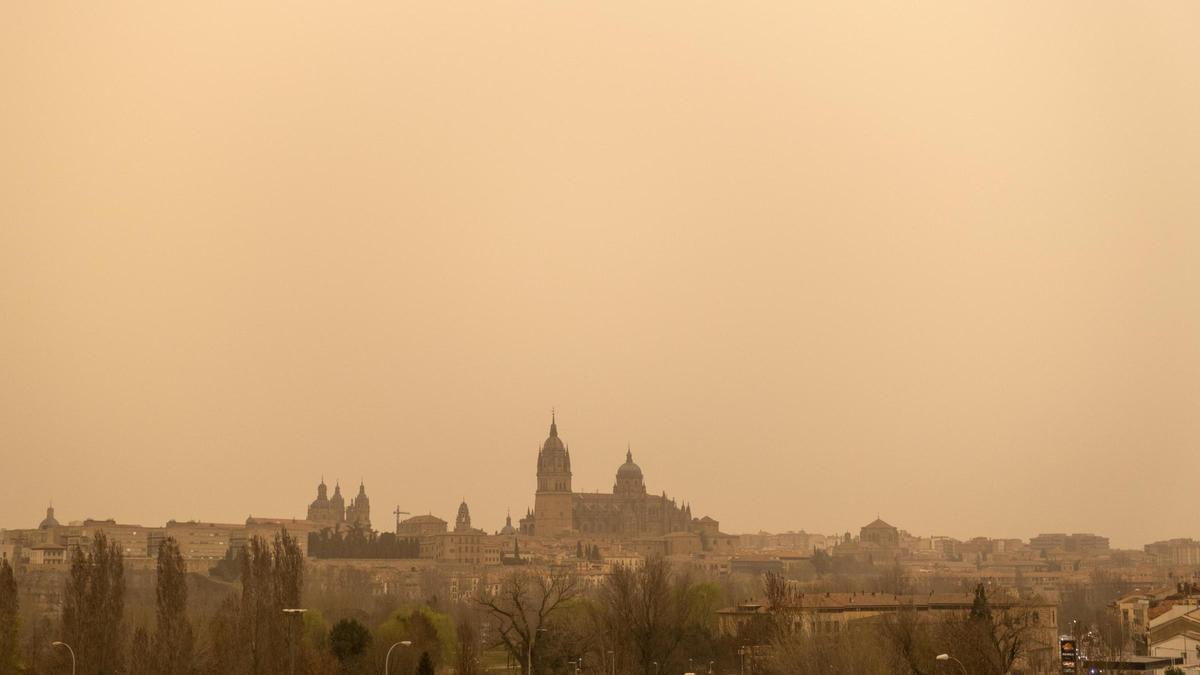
[0,411,1180,550]
[4,2,1199,551]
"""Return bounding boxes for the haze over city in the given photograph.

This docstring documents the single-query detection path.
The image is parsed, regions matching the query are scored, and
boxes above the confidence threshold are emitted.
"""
[4,1,1199,551]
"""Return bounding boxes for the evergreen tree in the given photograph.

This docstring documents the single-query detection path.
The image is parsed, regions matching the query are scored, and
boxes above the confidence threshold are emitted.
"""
[153,537,195,674]
[417,650,435,675]
[208,546,240,582]
[328,618,371,663]
[0,559,18,675]
[576,541,584,559]
[970,582,992,622]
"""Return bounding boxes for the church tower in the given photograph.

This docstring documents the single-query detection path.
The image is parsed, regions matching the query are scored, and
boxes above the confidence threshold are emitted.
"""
[455,500,472,532]
[330,482,346,525]
[346,480,371,530]
[533,412,574,536]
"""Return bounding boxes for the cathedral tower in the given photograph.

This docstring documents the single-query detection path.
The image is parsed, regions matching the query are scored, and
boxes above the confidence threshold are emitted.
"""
[330,482,346,524]
[346,480,371,530]
[533,412,574,536]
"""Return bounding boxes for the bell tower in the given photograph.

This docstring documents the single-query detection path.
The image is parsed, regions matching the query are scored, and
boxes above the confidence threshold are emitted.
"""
[533,412,574,536]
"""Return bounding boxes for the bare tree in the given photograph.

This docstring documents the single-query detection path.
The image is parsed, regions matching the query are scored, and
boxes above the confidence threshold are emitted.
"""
[476,568,581,675]
[596,557,714,675]
[943,585,1045,675]
[881,605,936,675]
[456,611,483,675]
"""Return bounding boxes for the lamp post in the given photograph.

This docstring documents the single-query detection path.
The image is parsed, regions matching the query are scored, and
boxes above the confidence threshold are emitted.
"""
[282,608,307,675]
[652,661,659,675]
[527,626,548,675]
[608,650,615,675]
[935,653,967,675]
[385,640,413,675]
[51,641,75,675]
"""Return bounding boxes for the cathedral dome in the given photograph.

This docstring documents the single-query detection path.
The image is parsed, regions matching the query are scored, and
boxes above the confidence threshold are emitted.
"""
[617,449,642,479]
[614,448,646,496]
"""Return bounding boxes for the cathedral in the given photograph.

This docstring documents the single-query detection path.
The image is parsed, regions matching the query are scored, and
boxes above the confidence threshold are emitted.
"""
[519,414,699,539]
[306,478,372,530]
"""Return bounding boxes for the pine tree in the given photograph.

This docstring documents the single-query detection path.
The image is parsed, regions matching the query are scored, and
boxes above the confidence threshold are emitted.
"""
[153,537,195,674]
[970,582,992,622]
[0,559,19,675]
[328,618,371,663]
[576,541,584,559]
[417,650,435,675]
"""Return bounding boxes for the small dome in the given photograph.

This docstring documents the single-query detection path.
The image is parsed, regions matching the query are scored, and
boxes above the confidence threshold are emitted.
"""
[39,505,60,530]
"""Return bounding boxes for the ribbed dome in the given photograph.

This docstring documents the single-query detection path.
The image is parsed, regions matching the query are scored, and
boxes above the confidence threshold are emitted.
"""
[617,449,643,478]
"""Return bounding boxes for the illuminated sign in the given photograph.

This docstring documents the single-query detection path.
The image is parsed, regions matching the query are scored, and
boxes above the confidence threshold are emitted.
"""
[1060,638,1077,674]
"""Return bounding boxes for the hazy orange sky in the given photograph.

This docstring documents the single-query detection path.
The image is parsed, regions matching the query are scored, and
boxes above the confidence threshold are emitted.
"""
[2,3,1197,548]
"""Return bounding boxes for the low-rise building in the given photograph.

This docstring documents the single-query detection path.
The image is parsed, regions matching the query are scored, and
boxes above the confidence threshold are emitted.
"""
[718,591,1058,671]
[1148,605,1200,672]
[27,543,67,566]
[420,502,494,565]
[150,521,241,560]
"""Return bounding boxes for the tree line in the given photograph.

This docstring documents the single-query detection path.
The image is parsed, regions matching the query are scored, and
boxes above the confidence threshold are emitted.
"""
[0,537,1054,675]
[308,527,421,560]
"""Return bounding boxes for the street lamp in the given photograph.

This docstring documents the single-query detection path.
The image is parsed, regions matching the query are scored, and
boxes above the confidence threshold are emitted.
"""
[51,641,75,675]
[652,661,659,675]
[282,608,307,675]
[385,640,413,675]
[936,653,967,675]
[527,626,548,675]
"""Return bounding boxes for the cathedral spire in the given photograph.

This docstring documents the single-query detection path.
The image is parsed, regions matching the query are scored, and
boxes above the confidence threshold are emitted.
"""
[626,444,633,463]
[549,408,558,437]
